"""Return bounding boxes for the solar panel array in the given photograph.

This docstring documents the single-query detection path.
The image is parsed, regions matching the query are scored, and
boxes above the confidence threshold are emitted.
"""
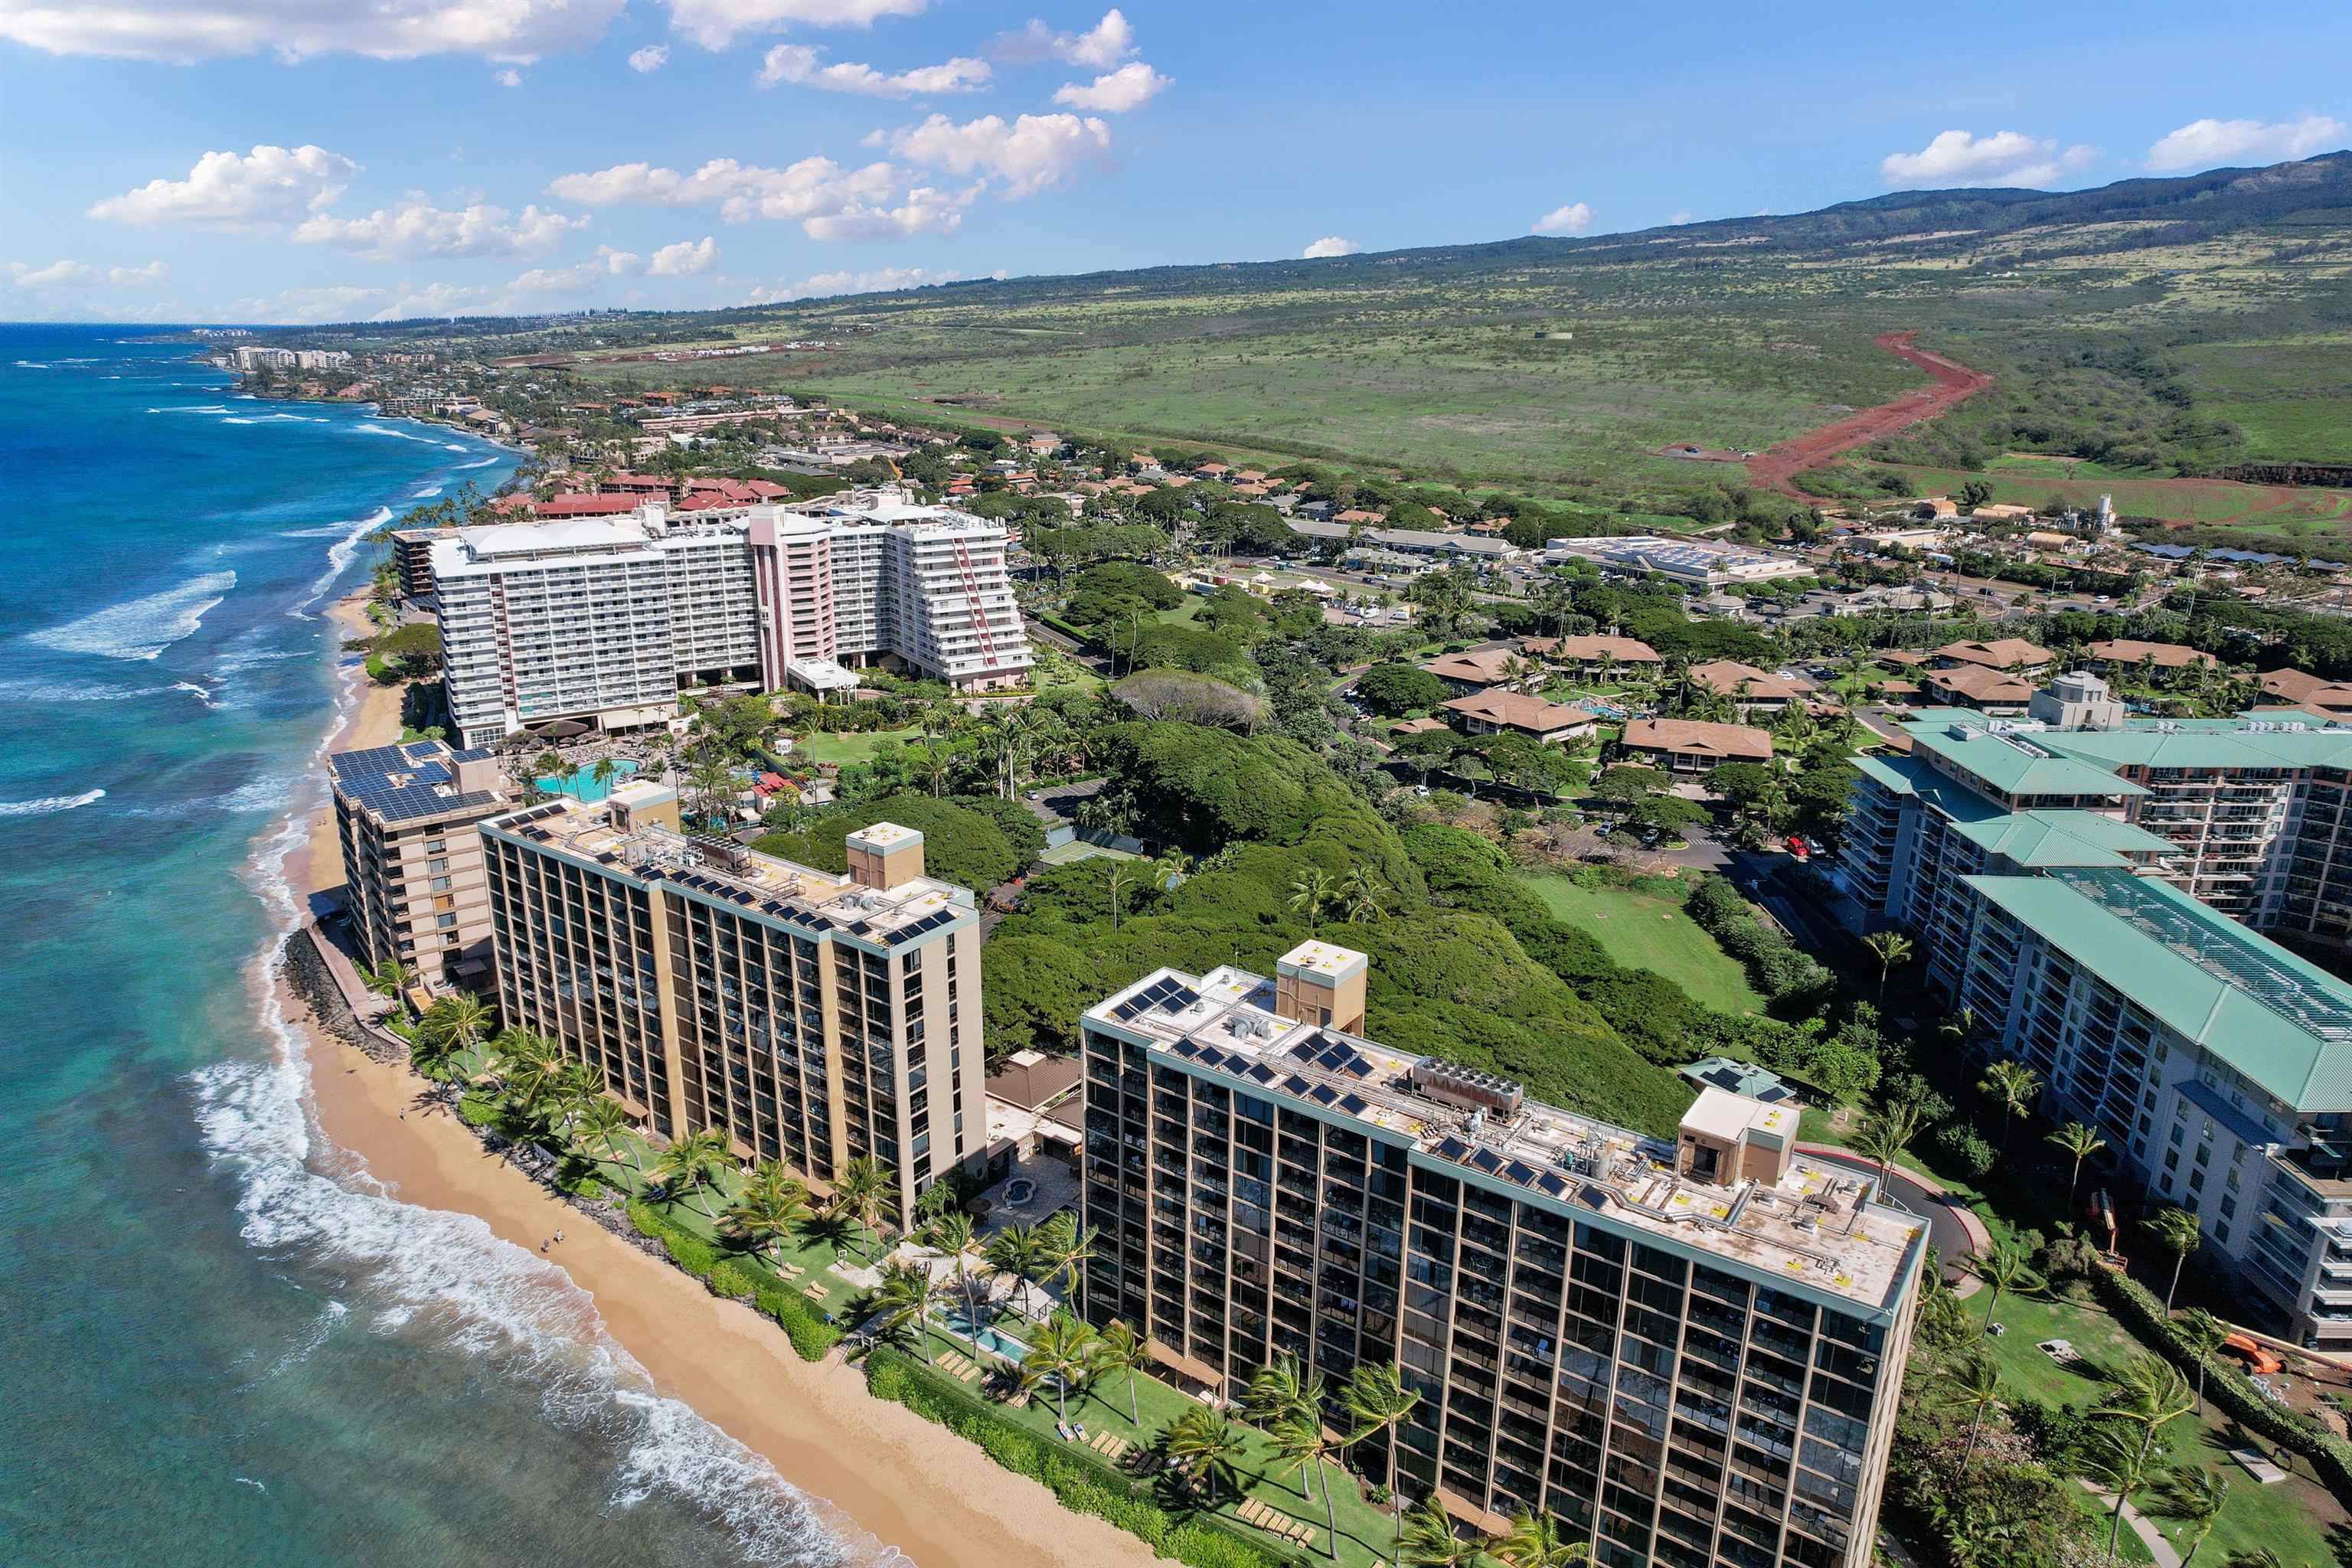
[1424,1128,1576,1200]
[1109,975,1200,1024]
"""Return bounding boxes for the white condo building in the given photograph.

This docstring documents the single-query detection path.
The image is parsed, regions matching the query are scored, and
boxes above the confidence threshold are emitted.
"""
[431,492,1031,748]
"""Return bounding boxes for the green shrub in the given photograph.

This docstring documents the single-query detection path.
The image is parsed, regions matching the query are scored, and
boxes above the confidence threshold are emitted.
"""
[2089,1266,2352,1505]
[1931,1122,1997,1180]
[624,1200,841,1363]
[863,1347,1295,1568]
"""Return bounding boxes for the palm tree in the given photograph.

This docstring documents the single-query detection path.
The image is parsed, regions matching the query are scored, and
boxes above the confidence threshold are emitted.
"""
[364,956,413,1001]
[1978,1059,2043,1156]
[1160,1404,1246,1504]
[1342,864,1388,926]
[1086,1318,1152,1426]
[569,1096,640,1180]
[1148,850,1193,890]
[1106,865,1135,934]
[1946,1355,2005,1477]
[1396,1496,1477,1567]
[2220,1549,2288,1568]
[1345,1361,1423,1564]
[652,1127,730,1219]
[590,756,619,795]
[2049,1121,2109,1210]
[1038,1211,1099,1314]
[1289,868,1338,936]
[927,1210,980,1338]
[2079,1423,2159,1566]
[985,1221,1048,1318]
[1491,1509,1589,1567]
[1863,930,1914,1001]
[492,1030,563,1116]
[868,1259,945,1349]
[1267,1410,1341,1558]
[1971,1243,2044,1336]
[408,1030,466,1082]
[2175,1308,2233,1416]
[722,1162,812,1259]
[831,1155,896,1259]
[2151,1466,2230,1568]
[2145,1207,2204,1313]
[1851,1101,1924,1194]
[2096,1354,2196,1466]
[420,990,491,1055]
[1246,1351,1325,1430]
[1017,1315,1096,1425]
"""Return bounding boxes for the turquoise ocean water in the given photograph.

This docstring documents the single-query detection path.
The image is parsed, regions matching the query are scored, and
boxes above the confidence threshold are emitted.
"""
[0,325,869,1567]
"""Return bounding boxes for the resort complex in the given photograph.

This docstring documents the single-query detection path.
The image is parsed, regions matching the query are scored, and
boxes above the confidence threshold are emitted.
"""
[424,489,1032,748]
[481,793,987,1223]
[1838,675,2352,1345]
[1081,943,1924,1568]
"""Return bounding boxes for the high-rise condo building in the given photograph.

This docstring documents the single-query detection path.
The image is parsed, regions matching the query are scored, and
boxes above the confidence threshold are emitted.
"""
[1080,944,1926,1568]
[1838,678,2352,1346]
[482,791,985,1219]
[329,738,513,992]
[430,492,1031,749]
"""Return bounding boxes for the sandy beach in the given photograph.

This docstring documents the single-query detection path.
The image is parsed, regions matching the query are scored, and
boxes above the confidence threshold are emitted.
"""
[283,593,1165,1568]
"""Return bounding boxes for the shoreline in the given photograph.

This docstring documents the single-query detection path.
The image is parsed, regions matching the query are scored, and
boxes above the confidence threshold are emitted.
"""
[276,593,1164,1568]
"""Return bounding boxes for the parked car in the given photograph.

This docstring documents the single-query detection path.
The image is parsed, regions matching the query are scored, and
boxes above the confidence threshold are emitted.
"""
[1785,835,1811,861]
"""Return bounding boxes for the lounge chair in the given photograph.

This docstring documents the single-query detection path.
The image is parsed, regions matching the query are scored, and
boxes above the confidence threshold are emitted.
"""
[1296,1527,1316,1547]
[1239,1501,1264,1525]
[1057,1421,1073,1442]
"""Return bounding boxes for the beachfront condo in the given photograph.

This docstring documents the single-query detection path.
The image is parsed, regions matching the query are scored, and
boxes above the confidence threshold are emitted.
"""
[1836,675,2352,1346]
[1079,942,1925,1568]
[329,738,514,993]
[428,489,1032,750]
[480,792,985,1220]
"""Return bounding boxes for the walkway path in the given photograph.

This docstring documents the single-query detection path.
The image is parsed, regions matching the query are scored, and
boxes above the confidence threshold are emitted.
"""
[2075,1478,2184,1568]
[1746,332,1994,499]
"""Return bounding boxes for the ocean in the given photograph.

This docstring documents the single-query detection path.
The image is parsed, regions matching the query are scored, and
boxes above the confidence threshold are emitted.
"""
[1,325,853,1567]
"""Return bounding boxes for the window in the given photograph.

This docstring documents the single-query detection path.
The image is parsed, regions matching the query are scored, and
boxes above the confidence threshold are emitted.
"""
[2215,1223,2230,1244]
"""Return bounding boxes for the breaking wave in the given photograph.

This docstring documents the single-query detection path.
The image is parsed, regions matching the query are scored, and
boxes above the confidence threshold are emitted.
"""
[27,570,237,661]
[0,787,106,819]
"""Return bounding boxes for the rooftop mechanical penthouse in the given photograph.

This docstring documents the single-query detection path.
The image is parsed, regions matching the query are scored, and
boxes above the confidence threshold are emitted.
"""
[1080,944,1926,1568]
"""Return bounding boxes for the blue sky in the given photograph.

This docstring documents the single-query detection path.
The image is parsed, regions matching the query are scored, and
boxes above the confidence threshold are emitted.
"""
[4,0,2347,325]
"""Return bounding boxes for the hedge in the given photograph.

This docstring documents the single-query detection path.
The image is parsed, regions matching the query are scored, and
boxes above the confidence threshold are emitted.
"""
[625,1198,843,1362]
[863,1345,1301,1568]
[2088,1264,2352,1504]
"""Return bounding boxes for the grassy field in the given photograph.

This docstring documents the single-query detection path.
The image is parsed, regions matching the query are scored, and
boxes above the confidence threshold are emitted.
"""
[794,725,923,766]
[1958,1287,2347,1566]
[1812,459,2352,533]
[1517,874,1766,1014]
[2178,338,2352,464]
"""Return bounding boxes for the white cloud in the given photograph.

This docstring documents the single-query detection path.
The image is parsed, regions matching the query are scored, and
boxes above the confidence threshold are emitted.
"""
[878,112,1112,198]
[494,67,523,86]
[6,259,162,289]
[598,245,646,273]
[744,265,965,302]
[628,43,669,71]
[291,202,589,260]
[1880,129,2096,188]
[993,8,1132,69]
[2145,113,2347,172]
[1668,211,1694,226]
[756,43,988,96]
[544,154,959,237]
[89,144,358,227]
[1301,237,1358,259]
[1530,201,1595,236]
[660,0,929,51]
[802,183,975,239]
[231,284,393,324]
[0,0,625,64]
[1053,60,1166,113]
[648,236,720,274]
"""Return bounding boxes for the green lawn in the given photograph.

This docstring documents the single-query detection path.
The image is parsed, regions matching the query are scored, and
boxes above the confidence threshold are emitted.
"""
[794,726,924,766]
[1958,1287,2347,1566]
[1516,874,1766,1014]
[897,1318,1412,1567]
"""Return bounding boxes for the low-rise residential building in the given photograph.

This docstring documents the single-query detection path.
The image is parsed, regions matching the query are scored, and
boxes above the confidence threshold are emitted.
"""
[482,800,986,1221]
[1616,717,1774,773]
[330,739,513,992]
[1080,945,1924,1565]
[1929,639,2055,674]
[1421,648,1524,692]
[1687,660,1815,714]
[2084,639,2218,673]
[1440,691,1597,746]
[1521,634,1661,678]
[2261,668,2352,717]
[1921,665,2038,714]
[1544,535,1812,587]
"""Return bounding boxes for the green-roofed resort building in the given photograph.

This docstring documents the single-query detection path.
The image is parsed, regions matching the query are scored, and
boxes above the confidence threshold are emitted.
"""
[1836,671,2352,1347]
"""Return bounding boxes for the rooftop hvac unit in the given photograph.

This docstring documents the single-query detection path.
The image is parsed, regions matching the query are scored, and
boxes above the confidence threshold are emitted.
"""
[1410,1059,1524,1117]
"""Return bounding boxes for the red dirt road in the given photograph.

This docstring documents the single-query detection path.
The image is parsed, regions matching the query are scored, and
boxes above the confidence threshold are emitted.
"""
[1746,331,1994,498]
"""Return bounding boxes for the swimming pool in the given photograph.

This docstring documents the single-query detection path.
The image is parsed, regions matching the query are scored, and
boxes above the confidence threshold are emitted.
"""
[534,757,641,802]
[936,1304,1031,1361]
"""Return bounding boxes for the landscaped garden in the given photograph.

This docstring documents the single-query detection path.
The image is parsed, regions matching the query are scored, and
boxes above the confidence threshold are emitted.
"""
[1516,872,1766,1014]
